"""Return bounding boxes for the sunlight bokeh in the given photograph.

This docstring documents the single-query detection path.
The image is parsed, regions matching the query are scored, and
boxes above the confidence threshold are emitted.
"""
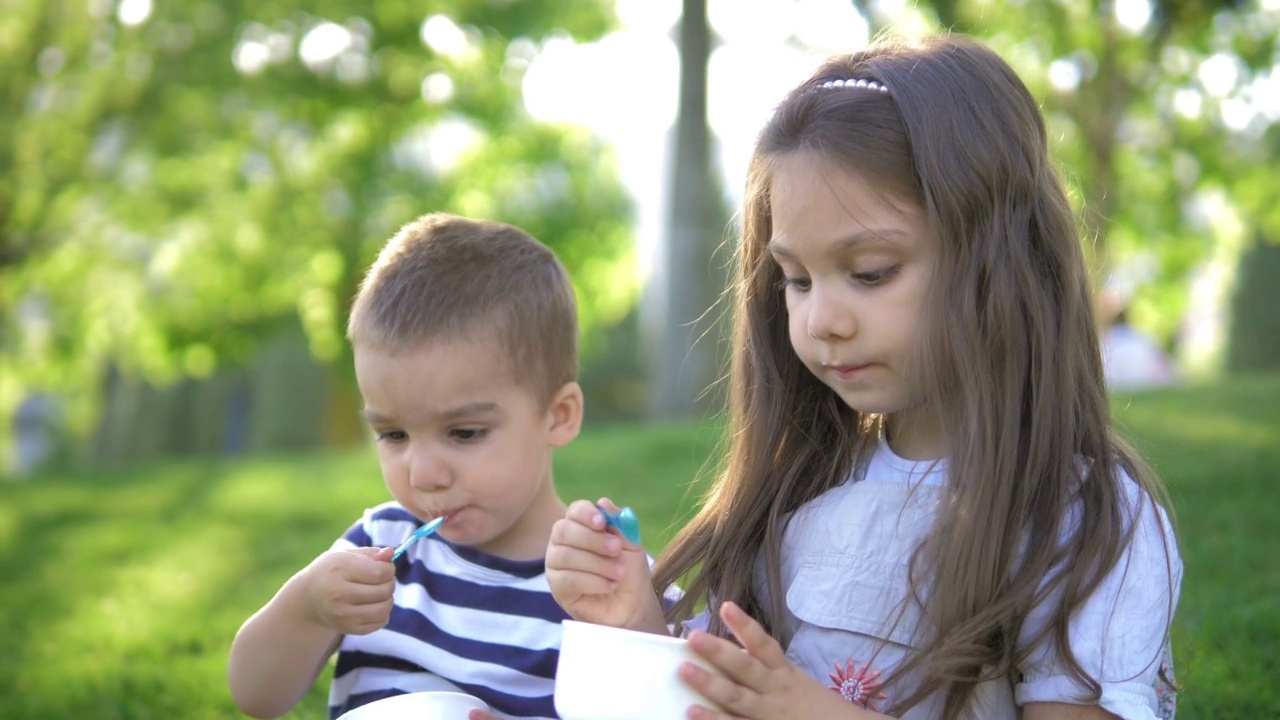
[523,0,875,276]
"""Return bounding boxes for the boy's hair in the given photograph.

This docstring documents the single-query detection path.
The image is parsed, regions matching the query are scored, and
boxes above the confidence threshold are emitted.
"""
[347,213,578,404]
[652,35,1176,718]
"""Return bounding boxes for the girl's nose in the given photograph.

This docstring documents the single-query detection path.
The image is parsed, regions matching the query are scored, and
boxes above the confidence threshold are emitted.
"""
[806,285,856,340]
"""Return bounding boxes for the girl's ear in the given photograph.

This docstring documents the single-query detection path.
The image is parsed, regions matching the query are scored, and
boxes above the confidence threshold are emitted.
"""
[546,381,584,447]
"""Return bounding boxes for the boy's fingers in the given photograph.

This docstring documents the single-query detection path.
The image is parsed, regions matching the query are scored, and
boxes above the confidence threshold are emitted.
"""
[342,580,396,605]
[550,517,622,556]
[546,541,624,579]
[547,569,617,598]
[341,549,397,584]
[345,546,389,558]
[566,499,609,530]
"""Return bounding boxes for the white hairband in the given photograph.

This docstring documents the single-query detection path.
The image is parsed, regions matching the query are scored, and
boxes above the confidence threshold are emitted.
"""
[817,78,889,94]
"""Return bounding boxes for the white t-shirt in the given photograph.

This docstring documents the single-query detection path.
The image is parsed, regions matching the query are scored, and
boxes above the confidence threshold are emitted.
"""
[1102,324,1177,390]
[686,440,1182,719]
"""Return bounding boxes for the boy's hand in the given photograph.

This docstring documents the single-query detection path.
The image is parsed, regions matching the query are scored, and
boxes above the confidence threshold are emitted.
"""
[679,602,872,720]
[545,498,666,633]
[297,546,397,635]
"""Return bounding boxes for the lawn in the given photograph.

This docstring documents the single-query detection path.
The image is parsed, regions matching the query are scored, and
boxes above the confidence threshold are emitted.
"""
[1,375,1276,719]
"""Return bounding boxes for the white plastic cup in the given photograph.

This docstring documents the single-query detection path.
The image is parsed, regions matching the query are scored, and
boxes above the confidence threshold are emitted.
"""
[554,620,724,720]
[335,690,488,719]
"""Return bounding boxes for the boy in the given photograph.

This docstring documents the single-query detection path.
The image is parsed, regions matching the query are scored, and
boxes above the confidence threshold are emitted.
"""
[229,213,585,719]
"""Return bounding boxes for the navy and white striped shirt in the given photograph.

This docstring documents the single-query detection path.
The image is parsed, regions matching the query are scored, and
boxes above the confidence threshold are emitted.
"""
[327,502,568,719]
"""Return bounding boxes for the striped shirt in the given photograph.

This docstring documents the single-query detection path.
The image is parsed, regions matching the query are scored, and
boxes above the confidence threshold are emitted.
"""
[327,502,568,719]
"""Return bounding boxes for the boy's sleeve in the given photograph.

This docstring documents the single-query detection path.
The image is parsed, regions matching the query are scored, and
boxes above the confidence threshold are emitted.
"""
[1014,476,1183,719]
[331,512,374,551]
[329,501,418,551]
[645,552,686,632]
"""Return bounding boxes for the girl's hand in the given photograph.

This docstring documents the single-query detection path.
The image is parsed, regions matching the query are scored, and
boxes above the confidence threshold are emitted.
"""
[295,546,396,635]
[545,498,666,632]
[680,602,870,720]
[468,710,501,720]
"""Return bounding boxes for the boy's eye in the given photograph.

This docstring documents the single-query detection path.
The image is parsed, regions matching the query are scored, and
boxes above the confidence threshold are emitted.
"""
[376,430,408,442]
[451,428,488,442]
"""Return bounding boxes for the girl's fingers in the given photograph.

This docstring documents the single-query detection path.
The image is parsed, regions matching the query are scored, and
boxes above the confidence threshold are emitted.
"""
[687,630,768,690]
[678,659,756,718]
[719,602,789,669]
[685,708,744,720]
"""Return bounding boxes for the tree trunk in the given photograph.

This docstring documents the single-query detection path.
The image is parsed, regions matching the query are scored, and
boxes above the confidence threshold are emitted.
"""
[645,0,728,420]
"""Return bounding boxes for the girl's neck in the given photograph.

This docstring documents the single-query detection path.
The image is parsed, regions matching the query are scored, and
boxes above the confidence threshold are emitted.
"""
[884,408,945,461]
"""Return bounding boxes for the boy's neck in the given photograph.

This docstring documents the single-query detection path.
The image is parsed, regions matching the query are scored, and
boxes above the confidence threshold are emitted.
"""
[477,476,567,562]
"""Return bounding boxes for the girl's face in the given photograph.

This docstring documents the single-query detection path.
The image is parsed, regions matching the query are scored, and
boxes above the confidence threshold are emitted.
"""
[768,151,940,456]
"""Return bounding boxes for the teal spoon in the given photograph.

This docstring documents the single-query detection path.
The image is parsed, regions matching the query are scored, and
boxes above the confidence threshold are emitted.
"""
[391,515,448,562]
[596,504,642,545]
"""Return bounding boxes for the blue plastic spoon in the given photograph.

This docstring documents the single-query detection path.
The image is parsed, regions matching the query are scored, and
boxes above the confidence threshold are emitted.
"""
[391,515,448,562]
[596,504,642,545]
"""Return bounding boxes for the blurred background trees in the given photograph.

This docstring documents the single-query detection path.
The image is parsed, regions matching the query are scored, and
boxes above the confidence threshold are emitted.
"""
[2,0,637,470]
[3,0,1277,475]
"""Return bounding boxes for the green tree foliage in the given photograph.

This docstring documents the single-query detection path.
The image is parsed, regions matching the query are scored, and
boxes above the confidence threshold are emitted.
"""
[894,0,1280,343]
[0,0,635,464]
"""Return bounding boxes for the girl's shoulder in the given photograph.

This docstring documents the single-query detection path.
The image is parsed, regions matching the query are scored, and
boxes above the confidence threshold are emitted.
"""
[1069,460,1177,546]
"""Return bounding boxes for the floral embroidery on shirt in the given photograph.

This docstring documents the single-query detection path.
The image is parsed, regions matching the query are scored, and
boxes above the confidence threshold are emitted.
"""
[828,659,887,710]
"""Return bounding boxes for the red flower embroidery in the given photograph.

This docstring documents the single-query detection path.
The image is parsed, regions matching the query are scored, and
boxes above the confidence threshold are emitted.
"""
[828,659,887,710]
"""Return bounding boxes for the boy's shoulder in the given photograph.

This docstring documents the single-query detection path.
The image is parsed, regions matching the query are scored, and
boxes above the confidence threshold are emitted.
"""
[344,501,422,548]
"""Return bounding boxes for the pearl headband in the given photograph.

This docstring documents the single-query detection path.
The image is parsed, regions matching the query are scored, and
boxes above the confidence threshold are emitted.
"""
[817,78,889,94]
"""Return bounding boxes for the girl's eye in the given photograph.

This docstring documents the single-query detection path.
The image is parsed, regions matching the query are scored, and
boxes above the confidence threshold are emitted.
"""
[779,276,811,292]
[853,265,901,286]
[451,428,488,442]
[376,430,408,443]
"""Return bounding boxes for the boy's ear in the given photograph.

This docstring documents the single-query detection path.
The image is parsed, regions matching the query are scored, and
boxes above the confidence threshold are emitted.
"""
[546,381,583,448]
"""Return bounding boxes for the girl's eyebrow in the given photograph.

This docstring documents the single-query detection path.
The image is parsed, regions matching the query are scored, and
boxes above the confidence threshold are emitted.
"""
[767,228,910,259]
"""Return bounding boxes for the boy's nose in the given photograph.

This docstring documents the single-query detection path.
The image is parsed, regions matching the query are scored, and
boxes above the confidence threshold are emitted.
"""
[408,449,452,491]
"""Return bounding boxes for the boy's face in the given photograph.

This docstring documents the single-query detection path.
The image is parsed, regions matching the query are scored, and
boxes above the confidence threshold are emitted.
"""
[354,334,581,560]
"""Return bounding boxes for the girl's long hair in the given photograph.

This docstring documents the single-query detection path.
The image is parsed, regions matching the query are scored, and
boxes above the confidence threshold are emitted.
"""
[650,35,1177,718]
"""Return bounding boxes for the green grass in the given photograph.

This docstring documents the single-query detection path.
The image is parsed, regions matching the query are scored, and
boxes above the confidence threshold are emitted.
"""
[1111,375,1280,718]
[1,377,1277,718]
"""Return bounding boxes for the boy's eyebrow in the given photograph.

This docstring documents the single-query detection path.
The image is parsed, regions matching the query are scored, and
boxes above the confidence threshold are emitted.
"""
[359,402,501,424]
[768,228,910,258]
[437,401,501,422]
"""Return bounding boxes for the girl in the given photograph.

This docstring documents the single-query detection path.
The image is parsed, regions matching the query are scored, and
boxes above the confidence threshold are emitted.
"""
[546,35,1181,720]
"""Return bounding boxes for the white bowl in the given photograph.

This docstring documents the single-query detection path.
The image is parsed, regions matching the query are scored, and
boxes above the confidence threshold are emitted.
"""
[335,691,488,720]
[554,620,724,720]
